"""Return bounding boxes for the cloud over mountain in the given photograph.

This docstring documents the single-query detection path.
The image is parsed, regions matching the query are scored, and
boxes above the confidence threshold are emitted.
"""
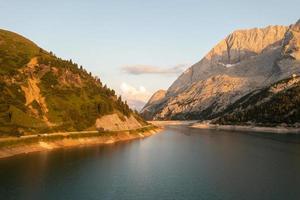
[121,64,187,75]
[119,82,152,110]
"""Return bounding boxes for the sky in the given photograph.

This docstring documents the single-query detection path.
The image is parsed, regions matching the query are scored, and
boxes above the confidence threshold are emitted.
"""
[0,0,299,110]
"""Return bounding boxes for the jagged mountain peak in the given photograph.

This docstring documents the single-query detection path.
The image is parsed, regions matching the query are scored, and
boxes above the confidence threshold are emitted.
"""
[281,19,300,60]
[167,25,288,96]
[141,19,300,121]
[205,25,287,63]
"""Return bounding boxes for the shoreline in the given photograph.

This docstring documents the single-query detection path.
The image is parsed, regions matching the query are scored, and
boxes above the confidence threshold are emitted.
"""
[191,122,300,134]
[148,120,198,126]
[0,126,162,159]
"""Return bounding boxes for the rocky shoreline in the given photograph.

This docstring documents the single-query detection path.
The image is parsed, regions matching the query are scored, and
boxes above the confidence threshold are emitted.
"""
[191,122,300,134]
[149,120,197,126]
[0,126,162,159]
[149,120,300,134]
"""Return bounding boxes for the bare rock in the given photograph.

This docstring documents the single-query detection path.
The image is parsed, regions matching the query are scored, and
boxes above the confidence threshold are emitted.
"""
[143,19,300,120]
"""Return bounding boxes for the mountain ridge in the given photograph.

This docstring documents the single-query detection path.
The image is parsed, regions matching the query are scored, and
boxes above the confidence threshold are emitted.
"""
[141,19,300,126]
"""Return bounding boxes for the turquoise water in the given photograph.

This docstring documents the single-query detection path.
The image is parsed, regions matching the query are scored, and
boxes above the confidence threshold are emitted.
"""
[1,126,300,200]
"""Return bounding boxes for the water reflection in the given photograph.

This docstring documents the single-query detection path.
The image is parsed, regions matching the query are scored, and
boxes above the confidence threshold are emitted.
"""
[1,127,300,200]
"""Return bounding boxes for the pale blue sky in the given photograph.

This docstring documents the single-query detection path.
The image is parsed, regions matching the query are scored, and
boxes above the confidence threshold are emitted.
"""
[1,0,299,108]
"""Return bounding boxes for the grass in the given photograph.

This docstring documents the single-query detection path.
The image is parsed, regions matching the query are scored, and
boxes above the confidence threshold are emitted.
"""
[0,29,40,74]
[9,105,46,128]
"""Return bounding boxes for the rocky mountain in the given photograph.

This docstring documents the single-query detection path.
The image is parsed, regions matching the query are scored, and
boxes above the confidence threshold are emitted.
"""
[140,90,166,120]
[0,29,146,136]
[141,19,300,125]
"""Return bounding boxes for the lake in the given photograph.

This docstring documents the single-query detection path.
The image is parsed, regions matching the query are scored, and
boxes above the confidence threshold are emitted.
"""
[1,125,300,200]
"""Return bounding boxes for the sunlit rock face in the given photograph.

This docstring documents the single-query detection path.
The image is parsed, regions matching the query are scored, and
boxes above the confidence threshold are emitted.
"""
[276,20,300,80]
[167,25,288,96]
[282,20,300,60]
[140,90,166,120]
[142,19,300,120]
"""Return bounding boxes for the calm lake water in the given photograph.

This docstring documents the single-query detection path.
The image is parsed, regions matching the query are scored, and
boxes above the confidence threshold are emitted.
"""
[1,126,300,200]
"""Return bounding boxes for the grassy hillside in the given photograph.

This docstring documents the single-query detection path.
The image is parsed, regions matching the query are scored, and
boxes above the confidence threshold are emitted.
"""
[0,29,40,74]
[0,29,145,136]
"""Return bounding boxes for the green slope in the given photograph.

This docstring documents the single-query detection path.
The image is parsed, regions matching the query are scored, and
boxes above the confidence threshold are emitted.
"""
[0,29,40,74]
[0,29,145,136]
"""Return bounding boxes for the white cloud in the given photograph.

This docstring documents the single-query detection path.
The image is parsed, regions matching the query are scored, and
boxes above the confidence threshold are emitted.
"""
[120,82,152,110]
[122,64,187,75]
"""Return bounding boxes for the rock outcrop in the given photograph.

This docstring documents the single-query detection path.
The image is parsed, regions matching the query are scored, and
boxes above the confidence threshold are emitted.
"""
[282,19,300,60]
[95,113,142,131]
[142,19,300,123]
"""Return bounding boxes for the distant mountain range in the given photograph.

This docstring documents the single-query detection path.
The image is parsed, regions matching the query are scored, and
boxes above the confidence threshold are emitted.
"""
[0,29,146,136]
[141,19,300,126]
